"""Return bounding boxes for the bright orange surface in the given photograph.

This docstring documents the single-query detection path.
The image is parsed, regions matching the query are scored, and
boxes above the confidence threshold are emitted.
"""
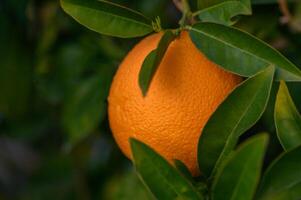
[108,31,241,176]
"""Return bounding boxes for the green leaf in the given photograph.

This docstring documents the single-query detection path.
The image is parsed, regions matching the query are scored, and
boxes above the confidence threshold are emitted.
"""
[198,66,274,178]
[60,0,153,38]
[257,146,301,200]
[196,0,251,26]
[212,134,268,200]
[139,30,177,96]
[198,0,228,10]
[130,138,203,200]
[275,81,301,151]
[189,22,301,81]
[62,67,115,145]
[174,160,194,183]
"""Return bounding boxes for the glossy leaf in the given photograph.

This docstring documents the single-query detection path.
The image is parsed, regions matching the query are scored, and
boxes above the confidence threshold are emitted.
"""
[275,81,301,150]
[212,134,268,200]
[130,138,203,200]
[60,0,153,38]
[198,67,274,178]
[257,146,301,200]
[139,30,177,96]
[189,22,301,81]
[174,160,194,183]
[197,0,251,26]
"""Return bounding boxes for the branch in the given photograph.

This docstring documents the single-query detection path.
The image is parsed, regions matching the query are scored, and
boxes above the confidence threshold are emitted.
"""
[278,0,292,24]
[173,0,183,12]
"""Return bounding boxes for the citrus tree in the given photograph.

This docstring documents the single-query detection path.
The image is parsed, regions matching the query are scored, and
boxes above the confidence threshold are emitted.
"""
[59,0,301,199]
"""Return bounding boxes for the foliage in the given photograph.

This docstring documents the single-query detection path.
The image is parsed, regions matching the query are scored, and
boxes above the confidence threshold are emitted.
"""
[1,0,301,199]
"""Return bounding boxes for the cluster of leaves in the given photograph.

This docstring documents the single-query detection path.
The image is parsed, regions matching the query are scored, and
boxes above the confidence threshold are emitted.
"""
[60,0,301,199]
[2,0,188,198]
[0,0,301,199]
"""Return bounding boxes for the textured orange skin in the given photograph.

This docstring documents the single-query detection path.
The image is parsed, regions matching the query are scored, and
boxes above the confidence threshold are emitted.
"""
[108,31,242,176]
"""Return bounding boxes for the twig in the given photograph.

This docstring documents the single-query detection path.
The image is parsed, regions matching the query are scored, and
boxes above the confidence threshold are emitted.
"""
[174,0,195,27]
[278,0,292,24]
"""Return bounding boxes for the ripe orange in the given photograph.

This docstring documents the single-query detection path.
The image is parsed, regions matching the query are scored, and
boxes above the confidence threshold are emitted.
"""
[108,31,242,176]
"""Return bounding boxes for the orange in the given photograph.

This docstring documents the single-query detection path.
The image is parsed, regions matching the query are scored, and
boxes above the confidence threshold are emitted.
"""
[108,31,242,176]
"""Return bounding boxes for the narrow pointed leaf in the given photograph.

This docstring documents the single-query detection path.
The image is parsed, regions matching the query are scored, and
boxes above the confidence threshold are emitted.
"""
[139,30,177,96]
[189,23,301,81]
[130,138,203,200]
[275,81,301,151]
[198,67,274,178]
[197,0,251,26]
[174,160,194,183]
[212,134,268,200]
[60,0,153,38]
[257,146,301,200]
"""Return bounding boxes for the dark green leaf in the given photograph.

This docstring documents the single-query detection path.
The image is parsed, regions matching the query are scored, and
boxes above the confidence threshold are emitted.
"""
[198,0,227,10]
[212,134,268,200]
[196,0,251,26]
[257,146,301,200]
[130,138,203,200]
[275,81,301,151]
[189,22,301,81]
[174,160,194,183]
[60,0,153,38]
[139,30,177,96]
[62,67,115,145]
[198,66,274,178]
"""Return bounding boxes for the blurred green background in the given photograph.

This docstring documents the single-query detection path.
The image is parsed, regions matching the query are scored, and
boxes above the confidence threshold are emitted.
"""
[0,0,301,199]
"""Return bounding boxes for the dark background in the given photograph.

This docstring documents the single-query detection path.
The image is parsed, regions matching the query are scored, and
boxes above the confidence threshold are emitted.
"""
[0,0,301,199]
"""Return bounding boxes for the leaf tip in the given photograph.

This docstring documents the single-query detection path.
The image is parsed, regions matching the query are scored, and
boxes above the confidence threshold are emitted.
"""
[249,133,269,151]
[129,137,139,149]
[138,79,148,97]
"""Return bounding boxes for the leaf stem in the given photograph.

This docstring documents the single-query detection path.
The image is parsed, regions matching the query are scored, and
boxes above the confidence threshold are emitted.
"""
[278,0,292,24]
[192,10,202,17]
